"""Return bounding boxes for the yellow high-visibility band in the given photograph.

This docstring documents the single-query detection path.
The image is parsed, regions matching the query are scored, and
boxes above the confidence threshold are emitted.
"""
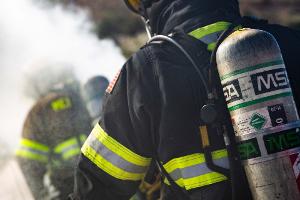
[207,42,217,51]
[164,153,206,173]
[163,149,228,190]
[80,134,87,143]
[164,171,227,190]
[189,21,231,40]
[54,137,78,153]
[62,148,81,160]
[81,143,145,181]
[15,149,48,163]
[20,138,49,152]
[51,97,72,111]
[164,149,228,173]
[92,124,151,167]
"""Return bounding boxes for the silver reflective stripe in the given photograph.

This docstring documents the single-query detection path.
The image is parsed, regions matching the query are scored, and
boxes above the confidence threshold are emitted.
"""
[19,146,49,156]
[169,157,229,181]
[199,31,223,45]
[59,144,80,154]
[88,133,148,174]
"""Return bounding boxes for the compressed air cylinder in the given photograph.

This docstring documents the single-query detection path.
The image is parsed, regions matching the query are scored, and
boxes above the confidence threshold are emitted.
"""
[216,28,300,200]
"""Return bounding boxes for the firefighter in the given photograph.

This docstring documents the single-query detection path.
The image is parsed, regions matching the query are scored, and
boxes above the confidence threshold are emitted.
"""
[16,64,91,200]
[82,75,109,126]
[71,0,300,200]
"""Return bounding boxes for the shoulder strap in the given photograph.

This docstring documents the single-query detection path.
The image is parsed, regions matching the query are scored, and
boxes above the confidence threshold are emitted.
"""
[147,32,231,200]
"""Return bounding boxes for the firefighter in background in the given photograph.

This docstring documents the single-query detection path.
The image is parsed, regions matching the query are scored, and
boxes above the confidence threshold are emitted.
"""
[16,64,91,200]
[70,0,300,200]
[82,75,109,126]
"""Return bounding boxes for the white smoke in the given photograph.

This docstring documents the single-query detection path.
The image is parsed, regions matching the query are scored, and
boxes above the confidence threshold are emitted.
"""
[0,0,125,150]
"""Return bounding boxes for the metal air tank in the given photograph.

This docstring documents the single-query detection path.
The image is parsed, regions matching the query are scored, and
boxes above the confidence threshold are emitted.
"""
[216,28,300,200]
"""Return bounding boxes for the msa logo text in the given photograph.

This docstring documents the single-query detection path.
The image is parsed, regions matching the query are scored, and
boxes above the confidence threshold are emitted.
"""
[251,68,289,95]
[223,79,242,104]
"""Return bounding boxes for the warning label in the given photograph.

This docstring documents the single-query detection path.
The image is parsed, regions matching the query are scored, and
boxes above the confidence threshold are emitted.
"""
[232,103,290,135]
[232,108,272,135]
[250,113,267,130]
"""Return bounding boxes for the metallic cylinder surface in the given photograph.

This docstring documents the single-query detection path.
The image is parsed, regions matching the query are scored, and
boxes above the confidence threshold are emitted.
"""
[216,28,300,200]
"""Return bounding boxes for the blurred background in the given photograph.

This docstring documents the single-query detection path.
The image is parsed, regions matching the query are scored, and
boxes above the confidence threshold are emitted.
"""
[0,0,299,199]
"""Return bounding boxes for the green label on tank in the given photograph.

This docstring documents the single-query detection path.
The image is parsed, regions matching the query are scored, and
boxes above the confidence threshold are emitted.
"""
[220,60,284,81]
[264,129,300,154]
[249,113,267,130]
[220,59,293,112]
[238,138,261,160]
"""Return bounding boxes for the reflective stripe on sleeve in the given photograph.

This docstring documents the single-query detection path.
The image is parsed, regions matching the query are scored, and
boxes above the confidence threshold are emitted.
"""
[81,124,151,181]
[15,138,49,163]
[163,149,229,190]
[80,134,87,143]
[54,134,86,160]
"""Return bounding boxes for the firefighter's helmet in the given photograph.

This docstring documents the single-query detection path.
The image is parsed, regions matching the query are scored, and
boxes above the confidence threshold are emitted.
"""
[123,0,239,16]
[82,75,109,125]
[124,0,156,15]
[23,61,80,100]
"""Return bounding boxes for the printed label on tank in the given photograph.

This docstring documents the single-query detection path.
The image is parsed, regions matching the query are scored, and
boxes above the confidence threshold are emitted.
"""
[232,107,271,135]
[237,128,300,164]
[238,138,261,160]
[263,129,300,154]
[251,68,289,95]
[268,104,287,127]
[232,104,288,135]
[249,113,267,130]
[223,79,243,103]
[220,59,292,112]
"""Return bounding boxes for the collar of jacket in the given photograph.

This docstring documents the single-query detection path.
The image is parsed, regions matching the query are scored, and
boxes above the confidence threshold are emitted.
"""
[147,0,240,35]
[188,21,237,51]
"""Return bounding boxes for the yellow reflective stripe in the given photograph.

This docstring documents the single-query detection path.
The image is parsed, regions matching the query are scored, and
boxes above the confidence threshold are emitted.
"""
[206,25,243,51]
[51,97,72,111]
[212,149,228,160]
[93,124,151,167]
[54,134,87,154]
[163,149,228,189]
[189,21,231,40]
[15,149,48,163]
[207,42,217,51]
[81,143,145,180]
[20,138,49,152]
[234,25,243,31]
[164,149,228,172]
[54,137,77,153]
[54,135,86,160]
[62,148,81,160]
[164,153,205,173]
[164,171,227,190]
[80,134,87,143]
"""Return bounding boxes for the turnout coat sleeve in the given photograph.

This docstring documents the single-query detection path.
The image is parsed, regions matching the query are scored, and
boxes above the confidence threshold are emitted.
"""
[73,47,157,200]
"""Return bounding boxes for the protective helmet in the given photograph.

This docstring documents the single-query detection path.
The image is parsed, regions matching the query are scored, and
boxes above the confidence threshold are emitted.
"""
[124,0,156,15]
[23,61,80,100]
[82,75,109,125]
[124,0,239,16]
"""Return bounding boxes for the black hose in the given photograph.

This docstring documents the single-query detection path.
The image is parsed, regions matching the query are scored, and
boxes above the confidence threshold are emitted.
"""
[203,147,230,177]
